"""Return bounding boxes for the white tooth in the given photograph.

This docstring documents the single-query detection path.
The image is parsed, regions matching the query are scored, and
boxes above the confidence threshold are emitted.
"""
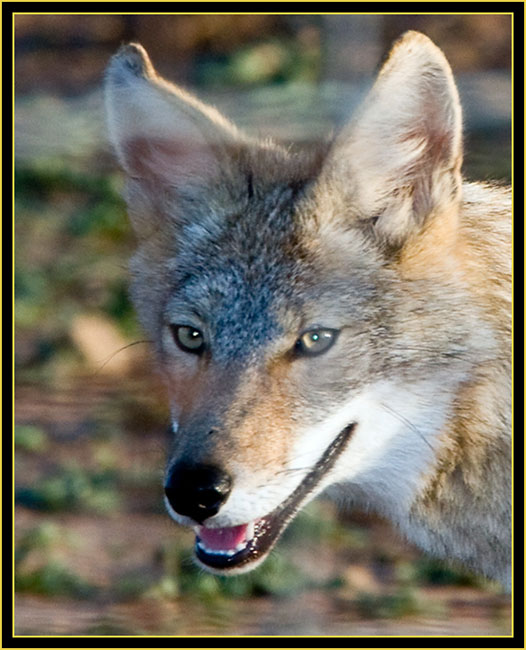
[196,522,256,557]
[246,521,255,541]
[197,539,242,557]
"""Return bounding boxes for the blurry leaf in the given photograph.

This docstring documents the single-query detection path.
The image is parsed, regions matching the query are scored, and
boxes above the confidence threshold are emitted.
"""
[114,571,155,601]
[15,522,97,599]
[67,194,127,239]
[15,465,121,513]
[15,268,51,302]
[196,37,321,87]
[413,557,480,587]
[102,282,137,335]
[15,425,49,453]
[15,560,97,599]
[232,42,291,84]
[15,522,63,566]
[355,587,420,619]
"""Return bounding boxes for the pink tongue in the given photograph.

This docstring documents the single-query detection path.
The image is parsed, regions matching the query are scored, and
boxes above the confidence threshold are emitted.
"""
[197,523,249,551]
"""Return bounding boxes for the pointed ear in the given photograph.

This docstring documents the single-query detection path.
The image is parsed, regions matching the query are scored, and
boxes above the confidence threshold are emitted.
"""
[104,44,241,236]
[326,31,463,248]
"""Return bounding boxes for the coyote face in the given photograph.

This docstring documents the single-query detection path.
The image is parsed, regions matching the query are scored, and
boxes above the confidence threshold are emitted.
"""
[105,32,511,585]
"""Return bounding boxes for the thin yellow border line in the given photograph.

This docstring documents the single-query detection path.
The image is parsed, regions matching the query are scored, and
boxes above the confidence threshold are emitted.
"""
[11,10,516,13]
[507,11,516,635]
[11,7,15,643]
[513,15,516,630]
[11,10,515,641]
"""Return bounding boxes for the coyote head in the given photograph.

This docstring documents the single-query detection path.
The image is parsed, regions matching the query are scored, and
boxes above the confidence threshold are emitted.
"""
[105,32,493,574]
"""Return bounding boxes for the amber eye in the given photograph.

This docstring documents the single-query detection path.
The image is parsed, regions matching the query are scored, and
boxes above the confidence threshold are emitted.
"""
[170,325,205,354]
[295,329,338,357]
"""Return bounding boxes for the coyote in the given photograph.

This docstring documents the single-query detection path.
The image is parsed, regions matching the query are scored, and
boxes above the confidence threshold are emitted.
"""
[105,32,511,588]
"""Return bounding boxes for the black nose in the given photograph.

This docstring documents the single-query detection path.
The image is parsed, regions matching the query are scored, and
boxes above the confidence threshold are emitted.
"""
[164,462,232,524]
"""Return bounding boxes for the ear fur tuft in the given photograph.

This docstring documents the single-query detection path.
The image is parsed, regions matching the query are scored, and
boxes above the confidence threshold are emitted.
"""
[323,31,463,249]
[104,43,249,239]
[104,43,241,184]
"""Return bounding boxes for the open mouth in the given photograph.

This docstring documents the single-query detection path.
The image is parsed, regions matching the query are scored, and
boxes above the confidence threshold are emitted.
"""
[194,422,356,572]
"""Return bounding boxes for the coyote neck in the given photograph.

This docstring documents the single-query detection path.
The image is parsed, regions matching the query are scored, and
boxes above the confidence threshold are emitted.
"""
[407,372,511,588]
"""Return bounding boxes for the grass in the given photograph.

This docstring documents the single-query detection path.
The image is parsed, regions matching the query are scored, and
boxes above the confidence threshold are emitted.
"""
[15,425,50,453]
[15,159,137,381]
[15,464,122,514]
[15,561,98,599]
[15,523,98,599]
[355,587,421,619]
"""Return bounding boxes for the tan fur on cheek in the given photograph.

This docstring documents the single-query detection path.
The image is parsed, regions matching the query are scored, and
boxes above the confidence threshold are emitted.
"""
[223,361,298,478]
[162,357,299,479]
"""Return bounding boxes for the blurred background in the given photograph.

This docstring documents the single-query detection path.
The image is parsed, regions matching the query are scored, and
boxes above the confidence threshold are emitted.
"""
[14,13,512,637]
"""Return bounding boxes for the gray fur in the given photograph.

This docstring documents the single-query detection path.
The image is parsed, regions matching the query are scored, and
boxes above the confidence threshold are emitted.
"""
[105,35,511,588]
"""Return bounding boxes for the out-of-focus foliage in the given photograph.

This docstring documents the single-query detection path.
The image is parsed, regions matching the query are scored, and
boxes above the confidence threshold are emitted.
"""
[15,14,510,95]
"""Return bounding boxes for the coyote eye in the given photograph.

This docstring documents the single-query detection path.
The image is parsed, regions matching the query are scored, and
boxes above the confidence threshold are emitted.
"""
[170,325,205,354]
[295,329,339,357]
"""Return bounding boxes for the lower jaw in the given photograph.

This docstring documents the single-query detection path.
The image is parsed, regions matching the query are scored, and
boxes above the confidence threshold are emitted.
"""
[195,534,269,575]
[195,547,269,575]
[194,514,282,574]
[192,422,357,574]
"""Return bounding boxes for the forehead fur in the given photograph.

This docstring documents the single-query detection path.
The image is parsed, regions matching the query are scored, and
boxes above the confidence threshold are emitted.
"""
[128,133,392,355]
[161,151,325,356]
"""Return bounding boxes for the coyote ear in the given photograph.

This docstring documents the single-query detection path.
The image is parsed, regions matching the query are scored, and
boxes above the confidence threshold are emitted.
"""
[327,31,463,248]
[104,43,239,197]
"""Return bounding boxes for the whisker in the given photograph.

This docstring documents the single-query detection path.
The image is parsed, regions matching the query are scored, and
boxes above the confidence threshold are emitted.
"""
[93,339,153,375]
[379,401,435,453]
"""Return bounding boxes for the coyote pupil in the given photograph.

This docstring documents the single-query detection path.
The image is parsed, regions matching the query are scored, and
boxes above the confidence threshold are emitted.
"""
[105,31,511,589]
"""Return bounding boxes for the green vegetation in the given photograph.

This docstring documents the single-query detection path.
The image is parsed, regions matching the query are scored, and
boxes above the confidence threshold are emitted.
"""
[355,587,420,619]
[411,557,482,587]
[15,523,98,599]
[15,160,136,381]
[15,425,50,453]
[196,37,321,87]
[15,560,98,599]
[16,464,121,514]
